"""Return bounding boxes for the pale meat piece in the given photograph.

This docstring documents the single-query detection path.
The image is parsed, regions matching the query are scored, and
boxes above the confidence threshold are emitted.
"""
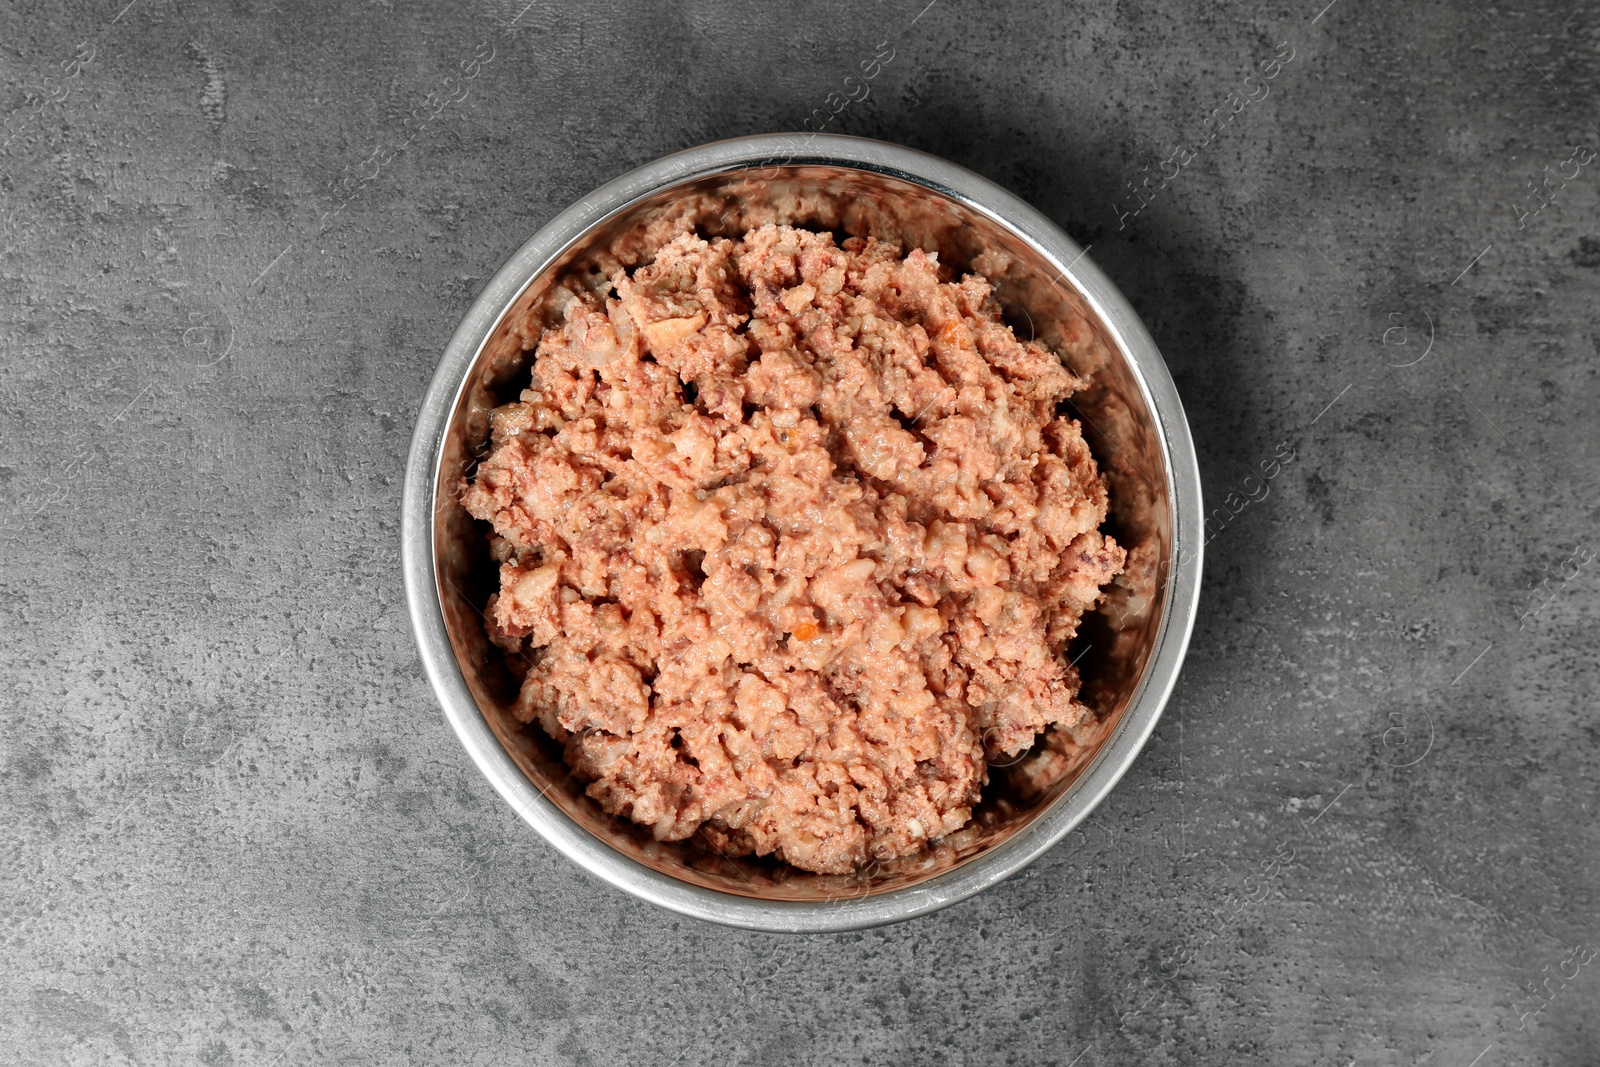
[461,224,1125,874]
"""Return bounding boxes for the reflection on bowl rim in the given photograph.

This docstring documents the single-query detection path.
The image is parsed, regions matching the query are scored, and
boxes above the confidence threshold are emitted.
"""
[402,133,1203,932]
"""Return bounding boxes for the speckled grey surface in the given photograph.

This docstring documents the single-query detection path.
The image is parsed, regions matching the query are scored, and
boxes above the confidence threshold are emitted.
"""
[4,0,1598,1063]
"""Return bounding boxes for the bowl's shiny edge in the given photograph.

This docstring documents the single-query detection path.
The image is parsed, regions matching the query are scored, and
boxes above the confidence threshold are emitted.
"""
[402,133,1203,933]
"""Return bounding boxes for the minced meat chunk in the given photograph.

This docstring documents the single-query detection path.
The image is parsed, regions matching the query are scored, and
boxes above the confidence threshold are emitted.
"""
[461,224,1124,874]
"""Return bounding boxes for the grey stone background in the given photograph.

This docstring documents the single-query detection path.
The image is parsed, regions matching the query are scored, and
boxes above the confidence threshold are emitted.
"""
[3,0,1597,1062]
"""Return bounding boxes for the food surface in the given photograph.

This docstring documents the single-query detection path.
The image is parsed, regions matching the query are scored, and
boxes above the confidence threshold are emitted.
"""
[461,223,1125,874]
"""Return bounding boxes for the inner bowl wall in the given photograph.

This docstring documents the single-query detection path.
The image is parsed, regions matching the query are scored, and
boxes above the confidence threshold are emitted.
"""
[431,163,1174,902]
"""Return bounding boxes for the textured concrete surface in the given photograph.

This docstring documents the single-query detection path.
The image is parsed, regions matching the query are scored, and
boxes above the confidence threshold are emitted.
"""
[3,0,1598,1063]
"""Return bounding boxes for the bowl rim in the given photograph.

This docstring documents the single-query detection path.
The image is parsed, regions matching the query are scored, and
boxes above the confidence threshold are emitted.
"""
[401,132,1203,933]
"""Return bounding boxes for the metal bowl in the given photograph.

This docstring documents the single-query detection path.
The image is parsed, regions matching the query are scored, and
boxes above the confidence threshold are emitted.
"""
[402,133,1202,932]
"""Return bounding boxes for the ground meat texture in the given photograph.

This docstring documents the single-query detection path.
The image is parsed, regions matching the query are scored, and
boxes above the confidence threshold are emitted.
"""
[461,224,1125,874]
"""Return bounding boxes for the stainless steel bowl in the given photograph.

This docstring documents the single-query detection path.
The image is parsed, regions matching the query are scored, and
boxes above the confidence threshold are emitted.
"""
[402,133,1202,931]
